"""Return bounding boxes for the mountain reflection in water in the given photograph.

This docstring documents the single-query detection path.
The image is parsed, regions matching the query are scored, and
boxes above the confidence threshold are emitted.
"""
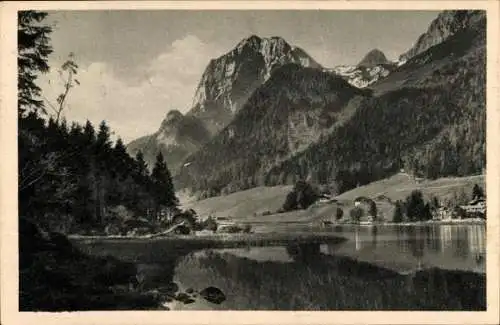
[166,224,486,310]
[76,224,486,310]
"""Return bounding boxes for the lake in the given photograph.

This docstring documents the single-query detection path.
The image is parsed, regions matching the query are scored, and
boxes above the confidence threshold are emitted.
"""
[75,224,486,310]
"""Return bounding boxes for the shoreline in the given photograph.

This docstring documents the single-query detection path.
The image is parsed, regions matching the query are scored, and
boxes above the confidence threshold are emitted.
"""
[70,229,486,276]
[69,231,348,242]
[68,218,486,241]
[330,219,486,227]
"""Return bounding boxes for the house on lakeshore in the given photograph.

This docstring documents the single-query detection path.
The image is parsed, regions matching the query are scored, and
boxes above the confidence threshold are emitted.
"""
[353,196,372,207]
[459,198,486,215]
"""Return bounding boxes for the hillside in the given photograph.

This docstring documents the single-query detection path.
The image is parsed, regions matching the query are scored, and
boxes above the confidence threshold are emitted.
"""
[175,11,485,199]
[126,110,210,172]
[398,10,485,63]
[265,13,485,194]
[182,174,485,225]
[176,64,372,198]
[373,13,486,95]
[182,185,293,220]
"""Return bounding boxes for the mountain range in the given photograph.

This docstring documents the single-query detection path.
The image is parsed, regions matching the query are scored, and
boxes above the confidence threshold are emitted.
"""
[127,36,321,170]
[127,10,486,200]
[126,110,210,174]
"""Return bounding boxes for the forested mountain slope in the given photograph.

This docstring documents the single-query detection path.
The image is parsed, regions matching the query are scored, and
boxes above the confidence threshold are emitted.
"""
[177,11,485,198]
[266,17,486,193]
[176,64,371,198]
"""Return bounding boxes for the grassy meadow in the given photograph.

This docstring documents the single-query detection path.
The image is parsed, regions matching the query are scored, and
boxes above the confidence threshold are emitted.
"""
[180,174,485,224]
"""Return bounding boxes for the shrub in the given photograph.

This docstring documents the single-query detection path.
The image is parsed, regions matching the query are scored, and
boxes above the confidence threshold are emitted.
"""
[369,201,378,219]
[283,191,298,211]
[282,180,320,211]
[335,207,344,220]
[393,200,404,223]
[349,207,364,223]
[242,224,252,233]
[172,209,198,228]
[217,225,242,234]
[202,216,218,232]
[174,225,191,235]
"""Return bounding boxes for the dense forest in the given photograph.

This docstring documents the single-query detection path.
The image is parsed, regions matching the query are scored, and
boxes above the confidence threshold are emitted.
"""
[267,28,486,192]
[18,11,179,234]
[176,64,372,198]
[17,10,181,311]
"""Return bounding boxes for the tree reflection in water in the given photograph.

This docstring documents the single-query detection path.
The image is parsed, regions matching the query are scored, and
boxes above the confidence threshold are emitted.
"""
[404,226,425,270]
[285,242,321,263]
[371,226,378,248]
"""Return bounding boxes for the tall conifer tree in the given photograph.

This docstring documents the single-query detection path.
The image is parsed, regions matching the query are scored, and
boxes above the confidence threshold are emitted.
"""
[151,151,179,217]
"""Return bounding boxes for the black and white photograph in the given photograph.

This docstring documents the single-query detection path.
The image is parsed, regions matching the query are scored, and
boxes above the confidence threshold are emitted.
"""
[1,1,499,324]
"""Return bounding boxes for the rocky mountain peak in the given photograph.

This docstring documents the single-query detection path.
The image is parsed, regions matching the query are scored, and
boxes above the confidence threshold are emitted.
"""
[235,34,262,48]
[234,35,291,55]
[158,110,186,134]
[164,110,183,123]
[399,10,485,62]
[189,35,322,135]
[357,49,389,67]
[127,109,210,173]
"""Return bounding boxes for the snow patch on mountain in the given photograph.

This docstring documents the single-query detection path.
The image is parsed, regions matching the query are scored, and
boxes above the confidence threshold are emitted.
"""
[328,64,394,89]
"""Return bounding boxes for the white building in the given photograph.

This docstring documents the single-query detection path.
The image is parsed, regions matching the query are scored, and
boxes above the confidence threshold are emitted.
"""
[460,198,486,214]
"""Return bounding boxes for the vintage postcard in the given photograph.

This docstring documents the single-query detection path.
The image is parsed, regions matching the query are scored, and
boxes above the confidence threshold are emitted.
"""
[1,1,499,324]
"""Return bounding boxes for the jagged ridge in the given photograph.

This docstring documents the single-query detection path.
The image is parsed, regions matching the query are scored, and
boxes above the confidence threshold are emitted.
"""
[399,10,485,62]
[188,35,322,135]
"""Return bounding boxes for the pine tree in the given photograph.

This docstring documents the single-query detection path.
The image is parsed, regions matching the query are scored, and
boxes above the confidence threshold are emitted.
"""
[135,151,148,178]
[282,190,298,211]
[114,138,126,154]
[393,200,403,223]
[151,151,179,218]
[430,196,440,211]
[405,190,426,222]
[369,201,378,219]
[18,11,53,116]
[423,202,433,221]
[111,138,130,178]
[335,207,344,221]
[350,206,364,223]
[472,184,484,200]
[83,120,96,146]
[96,121,112,153]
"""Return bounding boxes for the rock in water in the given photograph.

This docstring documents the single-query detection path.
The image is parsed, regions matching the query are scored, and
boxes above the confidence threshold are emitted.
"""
[183,298,196,304]
[199,286,226,304]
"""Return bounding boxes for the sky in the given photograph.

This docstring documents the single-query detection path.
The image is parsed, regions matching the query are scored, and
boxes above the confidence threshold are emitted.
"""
[38,10,440,143]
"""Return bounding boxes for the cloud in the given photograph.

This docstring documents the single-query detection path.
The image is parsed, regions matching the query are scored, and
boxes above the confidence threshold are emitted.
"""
[39,35,224,143]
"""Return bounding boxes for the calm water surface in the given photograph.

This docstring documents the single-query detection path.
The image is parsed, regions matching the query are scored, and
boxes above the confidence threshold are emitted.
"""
[132,224,486,310]
[240,223,486,273]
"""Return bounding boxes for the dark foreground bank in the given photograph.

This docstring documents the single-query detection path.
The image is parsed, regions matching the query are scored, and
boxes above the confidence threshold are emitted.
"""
[19,218,486,311]
[20,217,162,310]
[19,218,226,311]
